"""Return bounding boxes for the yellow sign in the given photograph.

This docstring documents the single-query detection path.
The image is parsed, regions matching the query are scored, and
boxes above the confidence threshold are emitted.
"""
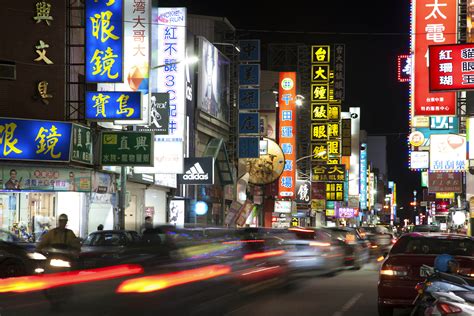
[38,81,52,104]
[311,45,330,63]
[103,134,118,145]
[311,65,329,82]
[311,123,328,140]
[435,192,455,199]
[326,209,335,216]
[327,104,341,120]
[34,1,53,26]
[311,199,325,210]
[311,103,329,121]
[409,131,424,147]
[311,142,328,161]
[327,140,340,156]
[311,84,329,101]
[34,40,54,64]
[328,122,340,138]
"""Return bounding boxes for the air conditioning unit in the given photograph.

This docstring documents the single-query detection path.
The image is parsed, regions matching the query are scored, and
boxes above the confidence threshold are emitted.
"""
[0,63,16,80]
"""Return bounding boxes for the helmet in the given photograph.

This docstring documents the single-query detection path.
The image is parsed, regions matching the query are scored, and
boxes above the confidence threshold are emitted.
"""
[434,254,455,273]
[58,214,68,221]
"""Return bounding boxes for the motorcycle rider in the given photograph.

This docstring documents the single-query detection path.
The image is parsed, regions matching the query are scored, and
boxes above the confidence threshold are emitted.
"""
[434,253,460,275]
[37,213,81,253]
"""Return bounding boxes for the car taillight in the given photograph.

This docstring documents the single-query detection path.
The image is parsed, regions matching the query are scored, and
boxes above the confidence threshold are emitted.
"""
[391,238,397,244]
[380,264,408,277]
[437,302,462,315]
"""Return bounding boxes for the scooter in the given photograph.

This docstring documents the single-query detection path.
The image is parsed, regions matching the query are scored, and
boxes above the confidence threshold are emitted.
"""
[410,265,474,316]
[41,244,79,311]
[424,291,474,315]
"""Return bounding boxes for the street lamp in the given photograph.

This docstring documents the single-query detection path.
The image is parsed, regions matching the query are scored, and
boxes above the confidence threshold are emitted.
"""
[295,94,305,106]
[212,42,241,52]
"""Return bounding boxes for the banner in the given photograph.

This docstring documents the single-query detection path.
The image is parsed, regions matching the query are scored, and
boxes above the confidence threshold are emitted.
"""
[0,167,91,192]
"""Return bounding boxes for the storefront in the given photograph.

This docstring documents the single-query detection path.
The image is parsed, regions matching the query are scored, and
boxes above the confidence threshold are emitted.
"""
[0,166,117,240]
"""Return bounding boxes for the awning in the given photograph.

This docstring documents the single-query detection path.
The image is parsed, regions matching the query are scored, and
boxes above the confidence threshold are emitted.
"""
[202,138,234,186]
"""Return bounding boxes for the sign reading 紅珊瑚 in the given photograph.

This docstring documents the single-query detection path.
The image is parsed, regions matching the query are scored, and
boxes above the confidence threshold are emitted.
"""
[100,131,153,166]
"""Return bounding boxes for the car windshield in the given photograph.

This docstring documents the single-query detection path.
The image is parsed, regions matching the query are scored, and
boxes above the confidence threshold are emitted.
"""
[83,232,127,246]
[391,236,474,256]
[412,225,441,232]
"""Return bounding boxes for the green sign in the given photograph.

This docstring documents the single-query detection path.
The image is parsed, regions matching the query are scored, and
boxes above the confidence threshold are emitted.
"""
[100,131,153,166]
[71,124,93,165]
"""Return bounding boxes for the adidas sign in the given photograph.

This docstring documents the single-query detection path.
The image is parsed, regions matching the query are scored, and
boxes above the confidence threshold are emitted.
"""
[183,162,209,180]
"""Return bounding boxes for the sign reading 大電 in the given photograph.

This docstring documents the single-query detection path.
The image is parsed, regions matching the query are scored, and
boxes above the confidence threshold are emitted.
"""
[100,131,153,166]
[0,118,72,162]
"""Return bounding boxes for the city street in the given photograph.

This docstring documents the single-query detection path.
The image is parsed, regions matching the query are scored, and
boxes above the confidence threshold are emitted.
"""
[227,262,411,316]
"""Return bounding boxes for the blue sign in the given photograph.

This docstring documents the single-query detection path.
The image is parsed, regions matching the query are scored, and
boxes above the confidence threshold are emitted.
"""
[239,113,259,134]
[239,64,260,86]
[86,91,142,120]
[238,40,261,62]
[0,118,72,162]
[430,116,458,130]
[238,137,259,158]
[239,88,260,110]
[85,0,123,83]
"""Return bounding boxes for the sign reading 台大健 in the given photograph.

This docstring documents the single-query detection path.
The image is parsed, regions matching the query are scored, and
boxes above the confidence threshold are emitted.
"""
[86,91,142,120]
[0,118,71,162]
[312,164,346,182]
[85,0,123,83]
[100,131,153,166]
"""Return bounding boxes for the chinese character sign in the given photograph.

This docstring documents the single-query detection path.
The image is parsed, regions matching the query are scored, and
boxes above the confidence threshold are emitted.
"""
[360,145,368,210]
[85,0,124,83]
[100,131,153,166]
[0,118,71,162]
[71,124,93,165]
[413,0,457,115]
[429,43,474,91]
[278,72,296,198]
[429,134,466,172]
[85,91,142,120]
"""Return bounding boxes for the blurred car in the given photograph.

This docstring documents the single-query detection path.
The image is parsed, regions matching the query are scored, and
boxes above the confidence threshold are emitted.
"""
[283,227,345,277]
[377,232,474,316]
[360,226,395,258]
[324,226,370,269]
[0,229,46,278]
[80,230,144,268]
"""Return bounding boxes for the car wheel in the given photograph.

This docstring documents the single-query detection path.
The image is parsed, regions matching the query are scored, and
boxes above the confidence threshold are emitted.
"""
[378,304,393,316]
[1,259,26,278]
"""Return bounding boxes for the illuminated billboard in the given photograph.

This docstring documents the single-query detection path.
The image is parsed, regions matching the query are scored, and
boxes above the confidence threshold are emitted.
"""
[412,0,457,116]
[85,0,123,83]
[429,134,466,172]
[278,72,297,198]
[429,43,474,91]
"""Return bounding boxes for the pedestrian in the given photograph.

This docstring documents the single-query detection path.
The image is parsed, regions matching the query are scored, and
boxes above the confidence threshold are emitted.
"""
[97,224,104,231]
[141,216,153,233]
[37,214,81,252]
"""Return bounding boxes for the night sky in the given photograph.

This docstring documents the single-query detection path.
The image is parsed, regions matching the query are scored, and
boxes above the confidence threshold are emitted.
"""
[160,0,420,212]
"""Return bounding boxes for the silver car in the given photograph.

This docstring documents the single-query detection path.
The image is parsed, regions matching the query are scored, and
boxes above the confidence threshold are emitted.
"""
[283,227,346,277]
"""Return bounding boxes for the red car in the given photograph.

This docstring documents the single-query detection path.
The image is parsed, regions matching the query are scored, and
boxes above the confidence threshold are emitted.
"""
[377,232,474,316]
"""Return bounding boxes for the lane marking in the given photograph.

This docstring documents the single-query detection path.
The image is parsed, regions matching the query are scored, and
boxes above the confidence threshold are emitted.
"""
[332,293,363,316]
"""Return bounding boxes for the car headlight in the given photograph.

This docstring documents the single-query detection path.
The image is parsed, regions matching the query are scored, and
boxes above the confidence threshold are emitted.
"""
[27,252,47,260]
[50,259,71,268]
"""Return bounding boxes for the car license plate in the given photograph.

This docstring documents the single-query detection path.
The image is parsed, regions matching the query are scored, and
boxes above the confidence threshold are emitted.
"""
[420,267,429,277]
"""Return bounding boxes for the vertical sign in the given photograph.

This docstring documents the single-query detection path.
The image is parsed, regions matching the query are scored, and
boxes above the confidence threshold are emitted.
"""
[85,0,124,83]
[151,7,186,173]
[360,143,368,210]
[114,0,151,125]
[413,0,457,115]
[71,124,93,165]
[278,72,297,198]
[333,44,345,101]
